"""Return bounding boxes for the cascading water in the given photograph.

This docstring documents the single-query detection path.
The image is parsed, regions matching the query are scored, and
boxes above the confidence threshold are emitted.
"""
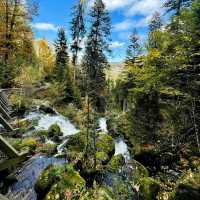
[98,117,131,161]
[6,110,79,200]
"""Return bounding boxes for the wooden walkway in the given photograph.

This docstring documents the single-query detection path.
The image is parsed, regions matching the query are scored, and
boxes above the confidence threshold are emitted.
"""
[0,90,28,172]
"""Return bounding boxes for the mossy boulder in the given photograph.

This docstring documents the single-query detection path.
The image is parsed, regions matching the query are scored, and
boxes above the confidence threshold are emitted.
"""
[35,165,64,199]
[139,177,160,200]
[80,186,114,200]
[107,154,125,173]
[48,124,62,142]
[96,152,110,169]
[20,137,38,151]
[131,160,149,183]
[170,171,200,200]
[66,133,85,152]
[96,134,115,157]
[44,165,85,200]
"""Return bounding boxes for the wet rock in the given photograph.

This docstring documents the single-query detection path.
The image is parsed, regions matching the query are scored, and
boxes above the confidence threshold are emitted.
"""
[39,104,56,114]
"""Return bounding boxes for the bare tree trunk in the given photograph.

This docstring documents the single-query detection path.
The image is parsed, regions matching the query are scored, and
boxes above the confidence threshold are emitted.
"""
[191,98,200,153]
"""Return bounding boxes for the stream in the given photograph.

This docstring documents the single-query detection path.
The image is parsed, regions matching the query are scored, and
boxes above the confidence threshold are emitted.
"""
[5,111,130,200]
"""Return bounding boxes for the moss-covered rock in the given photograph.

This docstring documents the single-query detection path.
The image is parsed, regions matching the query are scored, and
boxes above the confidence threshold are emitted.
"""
[107,154,125,173]
[139,177,160,200]
[66,133,85,152]
[35,165,64,199]
[80,186,114,200]
[48,124,62,142]
[96,134,115,157]
[170,171,200,200]
[20,137,38,151]
[131,160,149,183]
[96,151,110,169]
[44,165,85,200]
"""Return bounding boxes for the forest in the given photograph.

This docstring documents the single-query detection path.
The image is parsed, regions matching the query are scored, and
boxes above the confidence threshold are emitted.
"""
[0,0,199,200]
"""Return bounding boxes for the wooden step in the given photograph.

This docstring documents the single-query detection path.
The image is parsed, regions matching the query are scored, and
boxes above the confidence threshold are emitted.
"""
[0,115,14,132]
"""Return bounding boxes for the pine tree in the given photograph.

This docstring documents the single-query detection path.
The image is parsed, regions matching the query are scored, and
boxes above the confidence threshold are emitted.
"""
[70,0,86,80]
[82,0,111,170]
[125,29,141,66]
[83,0,111,111]
[54,28,69,82]
[164,0,192,15]
[148,11,163,49]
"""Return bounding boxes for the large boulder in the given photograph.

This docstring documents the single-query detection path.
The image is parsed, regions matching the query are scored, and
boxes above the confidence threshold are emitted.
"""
[35,165,64,199]
[138,177,160,200]
[170,171,200,200]
[96,134,115,158]
[107,154,125,173]
[44,165,85,200]
[48,124,63,142]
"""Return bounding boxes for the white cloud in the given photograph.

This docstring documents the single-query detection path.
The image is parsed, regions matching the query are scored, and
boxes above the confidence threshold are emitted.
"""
[126,0,164,17]
[113,19,133,31]
[113,16,151,31]
[103,0,135,10]
[32,23,58,31]
[110,41,125,49]
[89,0,135,11]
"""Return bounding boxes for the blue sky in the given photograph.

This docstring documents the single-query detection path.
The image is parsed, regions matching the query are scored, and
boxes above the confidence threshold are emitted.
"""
[32,0,165,62]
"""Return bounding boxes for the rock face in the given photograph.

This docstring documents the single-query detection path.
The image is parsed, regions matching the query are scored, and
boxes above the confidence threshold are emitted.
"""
[171,171,200,200]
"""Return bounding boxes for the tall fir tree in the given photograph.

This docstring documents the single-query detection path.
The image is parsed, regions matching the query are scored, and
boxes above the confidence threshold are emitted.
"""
[83,0,111,111]
[82,0,111,170]
[148,11,163,49]
[125,29,141,66]
[164,0,192,15]
[70,0,86,80]
[54,27,69,82]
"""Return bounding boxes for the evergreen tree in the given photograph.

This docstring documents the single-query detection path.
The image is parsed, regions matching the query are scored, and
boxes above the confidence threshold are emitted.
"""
[54,28,69,82]
[83,0,111,112]
[125,29,141,66]
[70,0,86,80]
[82,0,111,170]
[148,12,163,49]
[164,0,192,15]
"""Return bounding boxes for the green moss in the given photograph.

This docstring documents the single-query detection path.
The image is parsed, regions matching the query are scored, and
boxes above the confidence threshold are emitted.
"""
[48,124,62,142]
[170,171,200,200]
[66,133,86,152]
[35,165,65,199]
[139,177,160,200]
[44,165,85,200]
[20,137,38,151]
[96,134,115,156]
[80,186,114,200]
[107,154,125,173]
